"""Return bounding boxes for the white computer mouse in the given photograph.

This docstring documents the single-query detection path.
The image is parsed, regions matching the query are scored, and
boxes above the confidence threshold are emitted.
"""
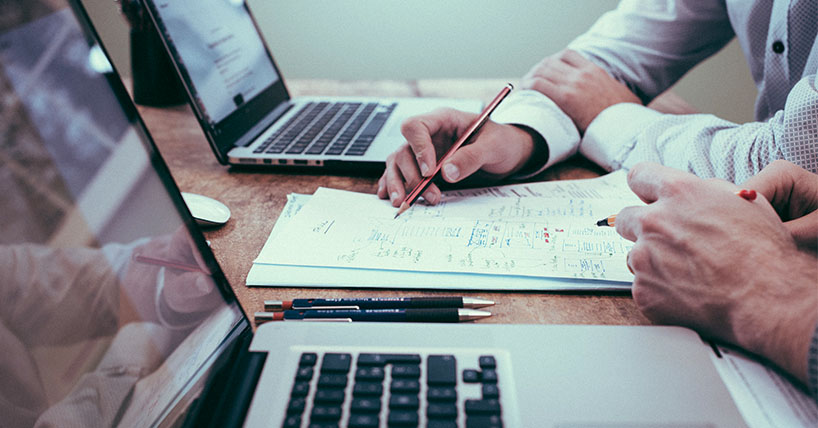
[181,192,231,227]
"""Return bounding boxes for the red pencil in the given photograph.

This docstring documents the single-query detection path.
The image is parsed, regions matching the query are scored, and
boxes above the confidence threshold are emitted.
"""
[394,83,514,218]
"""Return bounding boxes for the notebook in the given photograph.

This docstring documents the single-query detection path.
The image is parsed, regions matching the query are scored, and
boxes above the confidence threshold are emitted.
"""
[138,0,482,170]
[0,1,750,427]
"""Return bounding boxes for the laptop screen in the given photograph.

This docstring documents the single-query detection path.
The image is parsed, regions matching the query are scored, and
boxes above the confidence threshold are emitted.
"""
[143,0,292,162]
[147,0,279,124]
[0,1,245,426]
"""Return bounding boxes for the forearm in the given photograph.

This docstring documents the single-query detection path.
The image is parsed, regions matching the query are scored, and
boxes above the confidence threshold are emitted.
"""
[581,75,818,183]
[0,245,122,345]
[567,0,734,103]
[734,250,818,387]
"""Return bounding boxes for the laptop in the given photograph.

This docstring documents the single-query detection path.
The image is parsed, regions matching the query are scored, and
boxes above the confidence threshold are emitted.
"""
[137,0,482,170]
[0,1,748,427]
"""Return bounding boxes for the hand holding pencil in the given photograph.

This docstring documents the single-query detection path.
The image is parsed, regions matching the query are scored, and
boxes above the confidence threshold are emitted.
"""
[393,84,514,218]
[378,84,542,210]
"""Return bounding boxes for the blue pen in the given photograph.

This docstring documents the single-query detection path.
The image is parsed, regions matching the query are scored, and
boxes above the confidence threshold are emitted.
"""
[254,308,490,323]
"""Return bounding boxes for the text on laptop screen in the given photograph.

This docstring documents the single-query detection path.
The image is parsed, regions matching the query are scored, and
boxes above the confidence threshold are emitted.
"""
[0,2,244,426]
[151,0,279,125]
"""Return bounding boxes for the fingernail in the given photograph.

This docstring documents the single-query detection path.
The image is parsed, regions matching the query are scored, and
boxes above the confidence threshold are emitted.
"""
[426,192,439,204]
[377,183,384,195]
[443,163,460,181]
[420,162,430,176]
[390,192,399,202]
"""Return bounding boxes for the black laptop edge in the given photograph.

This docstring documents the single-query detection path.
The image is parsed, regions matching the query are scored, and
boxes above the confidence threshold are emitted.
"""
[70,2,263,426]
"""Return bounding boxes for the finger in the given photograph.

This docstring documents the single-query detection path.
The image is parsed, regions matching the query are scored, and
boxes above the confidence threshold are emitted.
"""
[377,175,387,199]
[401,109,464,177]
[785,211,818,252]
[742,160,818,220]
[626,162,692,204]
[613,205,648,242]
[523,75,561,100]
[439,140,495,183]
[421,184,442,205]
[384,158,408,206]
[558,49,591,68]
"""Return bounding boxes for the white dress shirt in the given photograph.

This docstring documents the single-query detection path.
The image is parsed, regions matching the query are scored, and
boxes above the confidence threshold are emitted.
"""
[491,0,817,183]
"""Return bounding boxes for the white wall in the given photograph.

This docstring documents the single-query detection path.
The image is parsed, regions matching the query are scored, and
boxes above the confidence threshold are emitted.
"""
[83,0,757,123]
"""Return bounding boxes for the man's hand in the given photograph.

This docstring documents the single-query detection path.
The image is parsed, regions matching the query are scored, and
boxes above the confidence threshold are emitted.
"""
[522,49,641,133]
[742,160,818,253]
[615,162,818,386]
[377,108,541,207]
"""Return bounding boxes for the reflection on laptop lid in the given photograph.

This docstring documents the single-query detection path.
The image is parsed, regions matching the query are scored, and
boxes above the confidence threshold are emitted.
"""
[139,0,482,170]
[1,1,748,427]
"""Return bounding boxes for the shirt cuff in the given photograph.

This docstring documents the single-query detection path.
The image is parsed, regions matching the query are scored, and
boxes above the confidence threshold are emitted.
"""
[490,89,580,179]
[580,102,663,171]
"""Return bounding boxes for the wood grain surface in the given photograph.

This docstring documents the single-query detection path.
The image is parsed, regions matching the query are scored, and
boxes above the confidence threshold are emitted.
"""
[136,79,650,327]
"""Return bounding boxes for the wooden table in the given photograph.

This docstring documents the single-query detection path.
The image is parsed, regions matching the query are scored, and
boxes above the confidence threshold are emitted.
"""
[136,79,651,326]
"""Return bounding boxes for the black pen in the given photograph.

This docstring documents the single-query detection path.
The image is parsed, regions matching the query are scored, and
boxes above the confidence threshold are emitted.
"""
[264,297,495,311]
[254,308,491,323]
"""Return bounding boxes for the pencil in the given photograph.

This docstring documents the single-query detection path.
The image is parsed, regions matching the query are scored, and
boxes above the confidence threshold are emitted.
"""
[133,254,209,274]
[595,214,616,227]
[394,83,514,219]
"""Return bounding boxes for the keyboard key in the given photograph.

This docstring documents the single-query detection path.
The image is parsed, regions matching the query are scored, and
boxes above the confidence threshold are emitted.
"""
[389,394,419,409]
[481,369,498,383]
[390,379,420,393]
[391,365,420,379]
[355,366,385,381]
[321,353,352,373]
[427,403,458,418]
[311,405,342,421]
[291,381,310,397]
[314,389,345,404]
[482,384,500,399]
[307,423,338,428]
[428,420,458,428]
[427,355,457,385]
[287,397,306,413]
[352,382,383,396]
[387,411,419,426]
[295,367,314,381]
[466,415,503,428]
[348,413,379,428]
[463,369,481,383]
[281,414,301,428]
[478,355,496,369]
[317,374,348,388]
[350,397,381,413]
[300,353,318,366]
[427,386,457,402]
[465,399,501,415]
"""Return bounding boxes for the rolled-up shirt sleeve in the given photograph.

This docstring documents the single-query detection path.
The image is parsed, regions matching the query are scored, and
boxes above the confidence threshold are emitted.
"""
[581,74,818,182]
[567,0,735,103]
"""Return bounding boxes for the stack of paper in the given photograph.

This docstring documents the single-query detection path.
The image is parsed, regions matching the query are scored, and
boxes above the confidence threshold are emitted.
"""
[247,171,644,290]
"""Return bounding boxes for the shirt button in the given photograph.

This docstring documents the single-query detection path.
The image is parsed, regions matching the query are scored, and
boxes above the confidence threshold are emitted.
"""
[772,41,785,54]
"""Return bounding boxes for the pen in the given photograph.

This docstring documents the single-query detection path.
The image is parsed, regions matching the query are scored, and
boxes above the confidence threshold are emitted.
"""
[597,188,759,228]
[132,254,209,274]
[595,214,616,227]
[264,297,495,311]
[394,83,514,218]
[253,308,491,323]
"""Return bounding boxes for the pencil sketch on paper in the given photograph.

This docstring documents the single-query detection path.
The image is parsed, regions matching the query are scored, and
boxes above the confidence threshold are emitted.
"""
[256,174,641,283]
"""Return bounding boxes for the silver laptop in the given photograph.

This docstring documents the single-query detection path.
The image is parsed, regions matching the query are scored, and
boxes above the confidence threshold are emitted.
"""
[0,1,747,426]
[138,0,482,170]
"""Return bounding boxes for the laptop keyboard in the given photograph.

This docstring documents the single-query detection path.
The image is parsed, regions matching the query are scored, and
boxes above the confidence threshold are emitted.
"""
[254,101,397,157]
[282,352,503,428]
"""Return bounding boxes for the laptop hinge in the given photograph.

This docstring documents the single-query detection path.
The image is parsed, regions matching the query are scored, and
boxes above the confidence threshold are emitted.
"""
[183,329,267,428]
[235,102,294,148]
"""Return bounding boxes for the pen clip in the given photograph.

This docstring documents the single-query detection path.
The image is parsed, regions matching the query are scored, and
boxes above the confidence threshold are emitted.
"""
[291,305,360,310]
